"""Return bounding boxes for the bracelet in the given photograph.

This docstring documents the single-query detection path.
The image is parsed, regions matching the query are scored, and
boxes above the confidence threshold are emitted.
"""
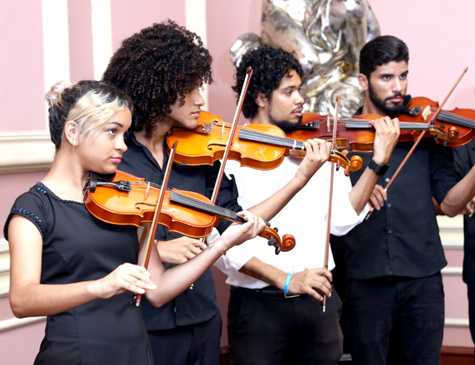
[284,273,293,296]
[209,243,226,256]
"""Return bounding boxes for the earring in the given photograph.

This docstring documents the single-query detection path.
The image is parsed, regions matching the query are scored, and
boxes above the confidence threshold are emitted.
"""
[72,135,77,146]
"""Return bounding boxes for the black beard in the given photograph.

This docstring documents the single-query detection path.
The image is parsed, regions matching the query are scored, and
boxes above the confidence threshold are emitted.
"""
[269,116,303,133]
[368,84,407,118]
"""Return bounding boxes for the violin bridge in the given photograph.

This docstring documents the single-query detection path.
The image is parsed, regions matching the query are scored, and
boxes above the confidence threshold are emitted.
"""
[422,106,431,120]
[145,182,150,200]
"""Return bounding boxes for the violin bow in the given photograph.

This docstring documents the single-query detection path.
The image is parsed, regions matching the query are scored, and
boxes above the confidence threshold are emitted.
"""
[322,96,340,312]
[195,68,253,249]
[365,67,468,220]
[210,68,253,204]
[134,141,178,307]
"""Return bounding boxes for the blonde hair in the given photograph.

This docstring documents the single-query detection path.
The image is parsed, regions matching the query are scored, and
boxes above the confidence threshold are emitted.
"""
[46,80,133,149]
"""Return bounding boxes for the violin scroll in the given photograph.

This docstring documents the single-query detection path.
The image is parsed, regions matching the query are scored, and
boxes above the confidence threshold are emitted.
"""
[262,225,295,254]
[329,150,363,174]
[281,234,296,253]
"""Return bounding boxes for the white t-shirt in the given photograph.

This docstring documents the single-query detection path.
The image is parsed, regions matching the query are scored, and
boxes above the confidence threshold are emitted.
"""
[216,156,369,289]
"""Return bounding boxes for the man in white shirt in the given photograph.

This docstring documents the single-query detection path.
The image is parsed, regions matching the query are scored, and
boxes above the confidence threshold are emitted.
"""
[217,46,400,364]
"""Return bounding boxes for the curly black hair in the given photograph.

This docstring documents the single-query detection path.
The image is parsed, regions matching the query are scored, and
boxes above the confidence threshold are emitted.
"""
[233,46,303,119]
[102,19,212,138]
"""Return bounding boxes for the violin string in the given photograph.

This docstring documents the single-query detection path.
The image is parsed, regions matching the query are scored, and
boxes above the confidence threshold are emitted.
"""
[126,180,243,223]
[170,191,242,222]
[239,129,305,150]
[342,120,430,130]
[216,121,303,149]
[437,110,475,129]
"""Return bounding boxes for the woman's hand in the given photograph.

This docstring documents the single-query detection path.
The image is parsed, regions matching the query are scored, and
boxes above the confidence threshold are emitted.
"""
[88,263,157,299]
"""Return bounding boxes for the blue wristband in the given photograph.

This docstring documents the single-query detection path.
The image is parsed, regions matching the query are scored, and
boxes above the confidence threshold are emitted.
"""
[284,273,293,296]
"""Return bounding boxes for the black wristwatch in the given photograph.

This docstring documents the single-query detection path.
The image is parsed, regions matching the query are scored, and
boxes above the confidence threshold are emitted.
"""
[367,158,389,175]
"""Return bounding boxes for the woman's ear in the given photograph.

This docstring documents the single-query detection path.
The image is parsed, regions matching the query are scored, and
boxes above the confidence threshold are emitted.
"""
[64,120,79,146]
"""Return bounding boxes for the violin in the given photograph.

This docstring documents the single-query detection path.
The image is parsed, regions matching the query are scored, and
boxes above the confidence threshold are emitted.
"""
[166,111,363,172]
[401,96,475,147]
[288,112,451,153]
[84,170,295,254]
[290,96,475,151]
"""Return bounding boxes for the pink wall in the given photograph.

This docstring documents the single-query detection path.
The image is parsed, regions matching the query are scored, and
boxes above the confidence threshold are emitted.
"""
[0,0,46,132]
[68,0,95,82]
[206,0,262,122]
[370,0,475,110]
[110,0,186,52]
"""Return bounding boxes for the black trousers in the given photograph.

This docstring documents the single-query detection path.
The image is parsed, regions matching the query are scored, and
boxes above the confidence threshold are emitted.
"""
[346,273,444,365]
[227,286,343,365]
[147,312,222,365]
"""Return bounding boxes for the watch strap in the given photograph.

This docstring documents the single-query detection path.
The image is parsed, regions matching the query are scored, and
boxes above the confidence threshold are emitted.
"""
[367,158,389,175]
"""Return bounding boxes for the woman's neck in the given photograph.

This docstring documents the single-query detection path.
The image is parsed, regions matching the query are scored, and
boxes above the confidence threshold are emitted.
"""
[41,148,87,202]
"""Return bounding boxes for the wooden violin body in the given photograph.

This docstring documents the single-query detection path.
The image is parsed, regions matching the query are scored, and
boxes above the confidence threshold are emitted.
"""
[168,111,288,170]
[403,96,475,147]
[290,112,451,153]
[84,170,295,254]
[292,97,475,151]
[167,111,363,172]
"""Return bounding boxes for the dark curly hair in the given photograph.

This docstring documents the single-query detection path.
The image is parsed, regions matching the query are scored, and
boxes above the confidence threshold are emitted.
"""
[102,20,212,138]
[359,35,409,79]
[233,46,303,119]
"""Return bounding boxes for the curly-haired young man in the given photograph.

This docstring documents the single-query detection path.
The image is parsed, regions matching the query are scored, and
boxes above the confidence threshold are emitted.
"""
[217,46,400,365]
[102,21,337,365]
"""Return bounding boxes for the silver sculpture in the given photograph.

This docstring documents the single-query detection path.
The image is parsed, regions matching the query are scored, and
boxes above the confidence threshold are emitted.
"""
[231,0,380,117]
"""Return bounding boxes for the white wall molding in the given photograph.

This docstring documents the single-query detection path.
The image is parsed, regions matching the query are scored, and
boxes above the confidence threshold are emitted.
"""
[186,0,209,108]
[0,132,54,174]
[445,318,470,327]
[91,0,113,80]
[442,267,463,276]
[438,215,464,250]
[42,0,70,93]
[0,239,10,297]
[0,316,45,334]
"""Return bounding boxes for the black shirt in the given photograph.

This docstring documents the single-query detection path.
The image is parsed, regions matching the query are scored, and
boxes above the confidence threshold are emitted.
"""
[119,133,242,330]
[454,139,475,286]
[336,109,461,280]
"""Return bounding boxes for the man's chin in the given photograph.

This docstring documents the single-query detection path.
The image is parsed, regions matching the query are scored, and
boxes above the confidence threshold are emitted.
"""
[383,104,406,118]
[272,118,302,133]
[174,119,199,130]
